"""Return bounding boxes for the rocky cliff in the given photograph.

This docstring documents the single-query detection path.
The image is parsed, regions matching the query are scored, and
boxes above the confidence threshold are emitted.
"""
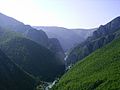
[66,16,120,66]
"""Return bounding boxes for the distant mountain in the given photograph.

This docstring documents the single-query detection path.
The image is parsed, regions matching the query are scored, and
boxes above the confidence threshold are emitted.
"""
[0,28,65,81]
[66,16,120,66]
[33,26,96,52]
[0,12,65,62]
[52,31,120,90]
[0,48,35,90]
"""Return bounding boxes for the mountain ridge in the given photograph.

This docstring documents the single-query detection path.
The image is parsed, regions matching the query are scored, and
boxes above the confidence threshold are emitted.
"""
[0,12,65,61]
[0,27,65,81]
[33,26,96,51]
[66,16,120,66]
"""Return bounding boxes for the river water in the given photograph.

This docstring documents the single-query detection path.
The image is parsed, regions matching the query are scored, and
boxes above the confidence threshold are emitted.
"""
[45,80,57,90]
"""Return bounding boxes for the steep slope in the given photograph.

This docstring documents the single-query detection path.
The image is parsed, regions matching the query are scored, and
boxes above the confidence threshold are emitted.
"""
[24,29,65,60]
[0,12,65,60]
[24,28,49,47]
[52,34,120,90]
[49,38,65,62]
[0,28,65,82]
[34,26,95,51]
[0,13,49,47]
[0,49,35,90]
[67,16,120,66]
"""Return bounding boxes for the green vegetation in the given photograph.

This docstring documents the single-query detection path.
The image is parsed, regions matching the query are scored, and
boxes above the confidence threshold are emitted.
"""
[52,37,120,90]
[0,49,36,90]
[0,28,23,44]
[0,28,65,82]
[67,16,120,66]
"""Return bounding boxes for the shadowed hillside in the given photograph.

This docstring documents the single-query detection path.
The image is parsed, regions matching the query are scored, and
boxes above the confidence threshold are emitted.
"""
[0,49,36,90]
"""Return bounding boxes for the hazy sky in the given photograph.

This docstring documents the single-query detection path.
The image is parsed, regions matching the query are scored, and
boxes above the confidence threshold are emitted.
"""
[0,0,120,29]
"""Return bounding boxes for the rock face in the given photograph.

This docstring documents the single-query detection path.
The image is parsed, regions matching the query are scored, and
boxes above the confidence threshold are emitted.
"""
[49,38,65,62]
[24,28,49,47]
[33,26,96,52]
[0,49,35,90]
[24,28,65,61]
[0,28,65,82]
[0,13,65,61]
[66,16,120,66]
[92,16,120,39]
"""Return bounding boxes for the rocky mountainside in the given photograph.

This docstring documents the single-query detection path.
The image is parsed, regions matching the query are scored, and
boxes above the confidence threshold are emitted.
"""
[0,27,65,81]
[66,16,120,66]
[49,38,65,62]
[0,13,65,61]
[33,26,96,51]
[24,28,65,61]
[0,49,36,90]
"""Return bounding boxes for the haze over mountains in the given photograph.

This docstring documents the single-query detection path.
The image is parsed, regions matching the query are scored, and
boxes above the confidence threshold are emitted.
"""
[0,12,65,85]
[66,16,120,66]
[0,12,120,90]
[34,26,96,52]
[0,13,65,59]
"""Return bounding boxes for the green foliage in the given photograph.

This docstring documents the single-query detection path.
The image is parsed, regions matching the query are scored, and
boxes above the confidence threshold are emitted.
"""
[52,37,120,90]
[0,49,36,90]
[67,28,120,66]
[0,28,23,44]
[0,28,65,82]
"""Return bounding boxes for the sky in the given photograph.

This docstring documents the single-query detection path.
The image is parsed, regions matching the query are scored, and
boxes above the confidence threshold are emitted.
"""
[0,0,120,29]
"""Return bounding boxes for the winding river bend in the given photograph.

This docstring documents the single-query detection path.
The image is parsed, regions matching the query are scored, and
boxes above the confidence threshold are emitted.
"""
[45,80,58,90]
[45,53,70,90]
